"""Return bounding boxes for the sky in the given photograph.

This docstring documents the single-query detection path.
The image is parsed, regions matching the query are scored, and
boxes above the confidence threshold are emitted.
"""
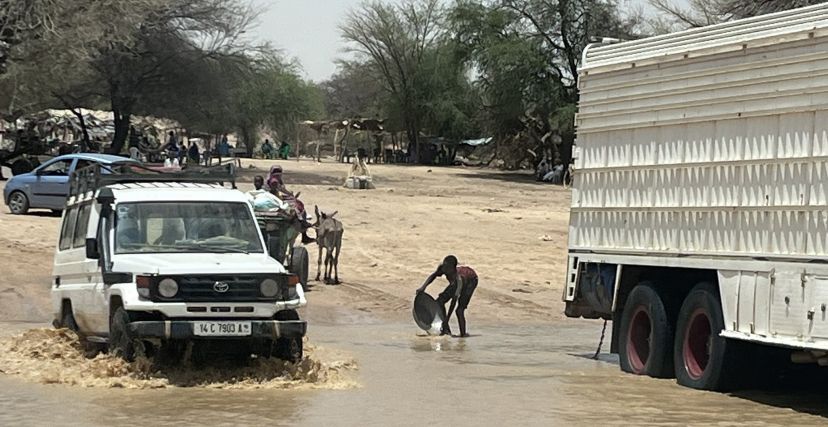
[254,0,363,82]
[252,0,687,83]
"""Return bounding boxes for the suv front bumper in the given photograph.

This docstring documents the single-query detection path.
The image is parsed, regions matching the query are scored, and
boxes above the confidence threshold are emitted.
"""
[127,319,307,340]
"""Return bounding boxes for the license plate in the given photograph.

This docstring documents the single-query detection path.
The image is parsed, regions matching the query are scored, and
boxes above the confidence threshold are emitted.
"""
[194,321,251,337]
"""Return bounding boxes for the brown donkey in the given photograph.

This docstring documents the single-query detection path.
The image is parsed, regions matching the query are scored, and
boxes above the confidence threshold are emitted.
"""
[313,206,344,284]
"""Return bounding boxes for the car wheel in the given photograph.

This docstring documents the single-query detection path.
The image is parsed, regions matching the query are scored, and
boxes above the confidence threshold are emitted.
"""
[674,282,743,391]
[109,307,136,362]
[618,283,674,378]
[8,191,29,215]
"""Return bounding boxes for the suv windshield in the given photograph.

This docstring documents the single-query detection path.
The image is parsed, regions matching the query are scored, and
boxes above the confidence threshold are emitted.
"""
[114,202,263,254]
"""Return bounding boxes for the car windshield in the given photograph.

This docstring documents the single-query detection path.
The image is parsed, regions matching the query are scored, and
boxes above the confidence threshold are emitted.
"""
[114,202,263,254]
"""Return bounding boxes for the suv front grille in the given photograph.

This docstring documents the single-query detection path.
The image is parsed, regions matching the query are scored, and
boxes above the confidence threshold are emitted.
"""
[145,274,294,303]
[177,275,263,302]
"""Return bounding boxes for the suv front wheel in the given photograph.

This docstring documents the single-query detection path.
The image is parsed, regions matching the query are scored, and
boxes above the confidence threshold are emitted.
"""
[109,307,136,362]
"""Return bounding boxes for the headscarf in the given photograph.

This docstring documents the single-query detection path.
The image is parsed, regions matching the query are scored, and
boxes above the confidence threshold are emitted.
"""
[267,165,284,190]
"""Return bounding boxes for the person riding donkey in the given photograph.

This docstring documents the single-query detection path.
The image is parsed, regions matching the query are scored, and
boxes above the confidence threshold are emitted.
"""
[418,255,478,337]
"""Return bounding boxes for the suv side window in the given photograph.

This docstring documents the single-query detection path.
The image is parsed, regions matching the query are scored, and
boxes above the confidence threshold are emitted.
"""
[72,204,92,248]
[59,207,79,251]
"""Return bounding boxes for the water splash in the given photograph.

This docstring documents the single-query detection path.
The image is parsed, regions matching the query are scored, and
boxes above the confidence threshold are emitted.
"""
[0,328,358,390]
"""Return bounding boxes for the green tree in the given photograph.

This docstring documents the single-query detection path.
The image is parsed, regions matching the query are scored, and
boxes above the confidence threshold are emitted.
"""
[227,54,324,156]
[415,41,480,144]
[449,0,637,168]
[323,60,386,120]
[0,0,156,120]
[340,0,444,160]
[94,0,259,153]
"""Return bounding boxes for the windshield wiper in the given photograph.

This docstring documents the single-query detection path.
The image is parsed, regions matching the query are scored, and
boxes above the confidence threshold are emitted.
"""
[127,243,251,254]
[178,243,250,254]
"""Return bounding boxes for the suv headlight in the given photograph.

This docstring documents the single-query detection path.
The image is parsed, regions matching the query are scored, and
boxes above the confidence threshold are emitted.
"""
[158,278,179,298]
[260,278,280,298]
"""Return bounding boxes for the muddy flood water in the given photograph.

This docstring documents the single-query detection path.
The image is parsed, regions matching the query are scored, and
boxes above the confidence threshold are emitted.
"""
[2,163,828,426]
[2,316,828,427]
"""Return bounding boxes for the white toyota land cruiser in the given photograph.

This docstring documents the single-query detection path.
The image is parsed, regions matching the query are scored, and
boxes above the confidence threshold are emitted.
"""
[52,164,307,363]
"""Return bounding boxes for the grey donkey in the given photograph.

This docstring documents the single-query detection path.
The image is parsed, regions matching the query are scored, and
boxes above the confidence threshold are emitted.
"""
[313,205,343,284]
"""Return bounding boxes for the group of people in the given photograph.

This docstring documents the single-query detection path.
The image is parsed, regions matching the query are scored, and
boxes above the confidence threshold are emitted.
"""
[161,131,201,165]
[127,128,203,165]
[261,139,291,160]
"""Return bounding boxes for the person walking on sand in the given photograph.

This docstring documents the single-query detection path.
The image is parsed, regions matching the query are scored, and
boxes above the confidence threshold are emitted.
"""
[417,255,478,337]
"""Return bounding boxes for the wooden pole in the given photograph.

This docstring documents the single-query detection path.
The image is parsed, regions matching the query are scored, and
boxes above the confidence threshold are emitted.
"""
[295,120,300,162]
[333,128,340,161]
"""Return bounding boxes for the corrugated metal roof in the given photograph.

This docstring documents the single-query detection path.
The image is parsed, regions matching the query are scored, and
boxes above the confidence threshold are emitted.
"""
[582,3,828,74]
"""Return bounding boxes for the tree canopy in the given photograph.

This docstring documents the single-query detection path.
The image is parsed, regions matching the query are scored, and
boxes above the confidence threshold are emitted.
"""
[1,0,322,156]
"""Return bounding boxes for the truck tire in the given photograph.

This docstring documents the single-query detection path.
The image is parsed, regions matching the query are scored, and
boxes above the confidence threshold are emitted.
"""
[275,337,303,363]
[274,309,303,363]
[109,307,136,362]
[618,283,674,378]
[674,282,741,391]
[291,246,309,289]
[7,191,29,214]
[158,340,187,366]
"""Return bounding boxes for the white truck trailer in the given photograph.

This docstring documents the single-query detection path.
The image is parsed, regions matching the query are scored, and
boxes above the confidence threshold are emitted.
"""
[564,4,828,390]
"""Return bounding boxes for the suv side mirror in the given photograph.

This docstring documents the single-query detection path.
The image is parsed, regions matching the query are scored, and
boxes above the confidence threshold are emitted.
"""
[85,238,100,259]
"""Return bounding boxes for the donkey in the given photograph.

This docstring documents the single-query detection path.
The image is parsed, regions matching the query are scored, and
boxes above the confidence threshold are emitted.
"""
[313,206,344,284]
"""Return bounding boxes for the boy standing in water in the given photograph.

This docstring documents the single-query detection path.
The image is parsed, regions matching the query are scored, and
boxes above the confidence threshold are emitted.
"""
[418,255,478,337]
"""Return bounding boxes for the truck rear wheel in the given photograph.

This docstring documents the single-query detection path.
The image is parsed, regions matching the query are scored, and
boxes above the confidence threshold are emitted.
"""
[618,283,674,378]
[674,282,740,391]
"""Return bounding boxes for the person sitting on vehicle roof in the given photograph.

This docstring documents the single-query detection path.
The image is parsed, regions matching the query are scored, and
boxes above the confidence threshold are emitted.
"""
[417,255,478,337]
[253,175,266,191]
[267,165,314,244]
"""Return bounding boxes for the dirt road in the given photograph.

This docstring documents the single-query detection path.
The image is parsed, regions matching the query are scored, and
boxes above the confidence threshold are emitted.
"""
[0,159,572,324]
[2,159,828,426]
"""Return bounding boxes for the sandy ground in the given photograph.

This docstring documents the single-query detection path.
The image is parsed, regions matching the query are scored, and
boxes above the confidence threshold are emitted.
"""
[0,159,571,325]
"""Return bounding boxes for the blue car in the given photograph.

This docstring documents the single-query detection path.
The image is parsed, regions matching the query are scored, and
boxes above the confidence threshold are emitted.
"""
[3,154,140,214]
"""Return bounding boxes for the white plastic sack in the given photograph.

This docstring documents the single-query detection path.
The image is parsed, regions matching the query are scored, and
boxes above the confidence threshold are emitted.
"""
[251,191,289,212]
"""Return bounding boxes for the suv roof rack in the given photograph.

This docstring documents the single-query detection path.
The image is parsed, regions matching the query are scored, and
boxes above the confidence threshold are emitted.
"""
[69,162,237,198]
